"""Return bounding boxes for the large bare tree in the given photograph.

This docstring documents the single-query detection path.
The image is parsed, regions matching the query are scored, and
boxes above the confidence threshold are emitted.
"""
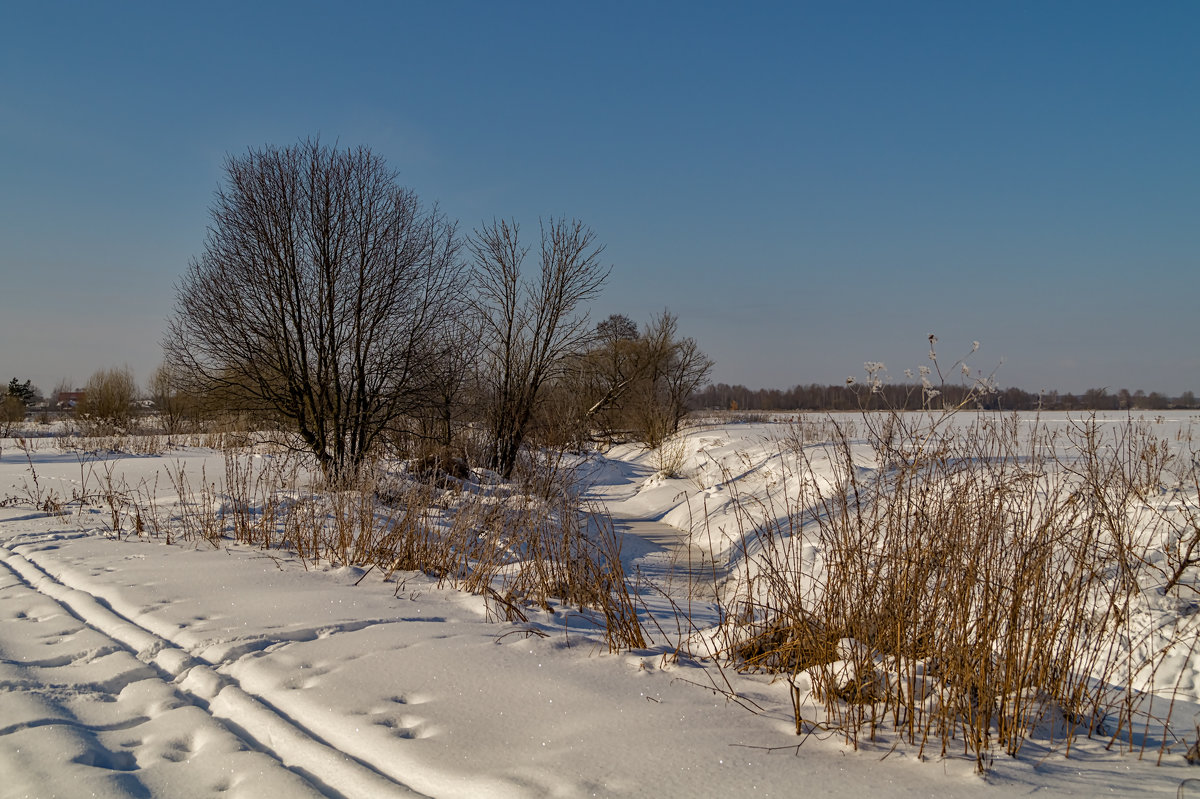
[470,218,609,477]
[166,139,462,480]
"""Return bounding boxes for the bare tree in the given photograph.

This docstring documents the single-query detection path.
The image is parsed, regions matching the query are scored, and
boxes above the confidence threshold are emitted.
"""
[576,310,713,447]
[655,324,714,436]
[148,362,195,435]
[470,218,609,477]
[418,305,483,455]
[638,311,713,444]
[595,313,639,343]
[79,366,138,432]
[575,314,655,440]
[166,139,463,481]
[50,378,75,410]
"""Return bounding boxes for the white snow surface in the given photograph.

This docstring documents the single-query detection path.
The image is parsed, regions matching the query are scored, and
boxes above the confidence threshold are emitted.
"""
[2,414,1199,798]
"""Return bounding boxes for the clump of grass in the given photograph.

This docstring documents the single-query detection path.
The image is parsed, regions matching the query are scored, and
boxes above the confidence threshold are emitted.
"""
[652,433,688,478]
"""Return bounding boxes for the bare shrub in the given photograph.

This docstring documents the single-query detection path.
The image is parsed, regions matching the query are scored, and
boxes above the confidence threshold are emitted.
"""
[0,395,25,437]
[1162,460,1200,595]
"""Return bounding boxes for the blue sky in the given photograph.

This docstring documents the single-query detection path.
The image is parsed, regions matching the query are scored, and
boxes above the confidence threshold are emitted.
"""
[2,2,1197,396]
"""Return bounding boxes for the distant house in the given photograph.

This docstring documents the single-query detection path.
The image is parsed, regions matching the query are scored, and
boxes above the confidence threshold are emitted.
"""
[56,391,85,409]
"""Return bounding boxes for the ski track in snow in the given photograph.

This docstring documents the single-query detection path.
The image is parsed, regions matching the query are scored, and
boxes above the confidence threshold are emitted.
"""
[0,538,425,799]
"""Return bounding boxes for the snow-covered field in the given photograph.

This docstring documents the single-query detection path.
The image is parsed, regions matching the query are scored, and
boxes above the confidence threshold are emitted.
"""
[2,413,1199,798]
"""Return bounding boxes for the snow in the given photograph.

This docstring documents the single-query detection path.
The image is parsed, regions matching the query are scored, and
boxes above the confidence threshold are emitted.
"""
[2,414,1199,798]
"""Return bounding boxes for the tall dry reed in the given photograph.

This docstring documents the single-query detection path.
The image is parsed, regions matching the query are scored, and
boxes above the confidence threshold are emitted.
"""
[715,409,1199,770]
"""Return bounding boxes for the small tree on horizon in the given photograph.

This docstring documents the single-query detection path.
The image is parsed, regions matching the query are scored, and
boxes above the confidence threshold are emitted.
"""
[575,310,713,447]
[148,362,199,435]
[78,366,137,431]
[0,395,25,436]
[6,378,41,407]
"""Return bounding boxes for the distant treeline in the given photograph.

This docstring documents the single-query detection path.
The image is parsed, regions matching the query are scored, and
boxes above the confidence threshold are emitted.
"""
[691,383,1200,413]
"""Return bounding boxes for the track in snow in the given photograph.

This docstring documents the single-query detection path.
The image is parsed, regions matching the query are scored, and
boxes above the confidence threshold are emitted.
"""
[0,540,425,799]
[612,516,722,603]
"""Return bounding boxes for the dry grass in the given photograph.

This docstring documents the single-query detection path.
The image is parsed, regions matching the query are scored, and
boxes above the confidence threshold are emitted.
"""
[5,435,646,653]
[711,409,1200,770]
[652,434,688,478]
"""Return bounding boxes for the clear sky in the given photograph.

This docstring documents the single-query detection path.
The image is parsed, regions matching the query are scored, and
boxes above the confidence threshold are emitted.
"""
[2,1,1197,397]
